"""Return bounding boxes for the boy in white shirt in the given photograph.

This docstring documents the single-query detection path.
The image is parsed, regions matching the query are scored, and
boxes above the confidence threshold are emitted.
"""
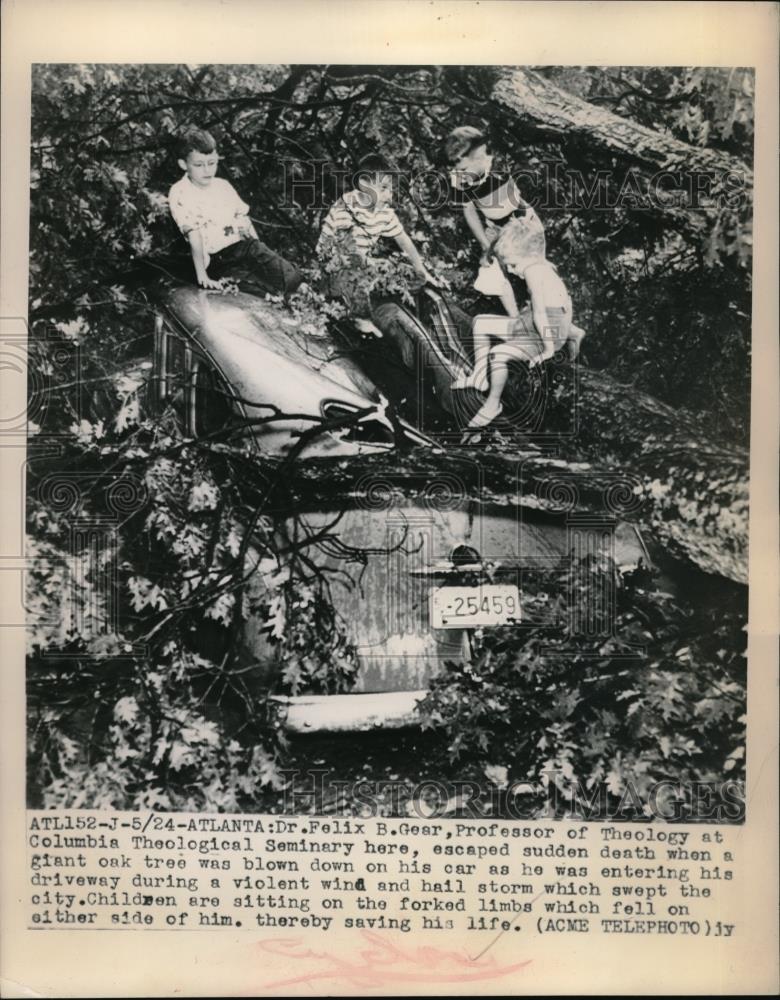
[168,128,301,296]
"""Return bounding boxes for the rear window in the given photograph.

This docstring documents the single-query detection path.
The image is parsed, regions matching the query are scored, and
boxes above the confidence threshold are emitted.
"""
[194,362,237,438]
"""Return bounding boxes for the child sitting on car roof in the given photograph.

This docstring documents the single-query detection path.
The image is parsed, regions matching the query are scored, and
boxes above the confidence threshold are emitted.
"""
[168,127,302,297]
[315,153,438,336]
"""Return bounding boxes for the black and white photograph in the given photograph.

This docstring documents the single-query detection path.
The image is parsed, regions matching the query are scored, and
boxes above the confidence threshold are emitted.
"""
[3,2,779,996]
[21,58,755,821]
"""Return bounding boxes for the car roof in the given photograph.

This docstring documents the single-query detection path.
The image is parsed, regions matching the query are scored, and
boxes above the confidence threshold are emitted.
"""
[164,285,381,406]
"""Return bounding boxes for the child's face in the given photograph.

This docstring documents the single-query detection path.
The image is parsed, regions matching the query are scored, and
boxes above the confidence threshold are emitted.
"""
[359,172,394,207]
[179,149,220,188]
[452,143,493,188]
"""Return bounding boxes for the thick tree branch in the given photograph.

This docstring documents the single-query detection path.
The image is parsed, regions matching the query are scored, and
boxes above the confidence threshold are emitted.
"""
[492,68,752,180]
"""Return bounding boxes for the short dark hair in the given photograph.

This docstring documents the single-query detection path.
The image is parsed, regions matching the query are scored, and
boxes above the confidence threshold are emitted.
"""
[178,128,217,162]
[444,126,489,165]
[354,153,395,184]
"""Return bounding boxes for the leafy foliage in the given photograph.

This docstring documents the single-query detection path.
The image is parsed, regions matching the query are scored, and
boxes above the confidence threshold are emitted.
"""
[26,385,359,809]
[30,62,752,437]
[419,554,747,815]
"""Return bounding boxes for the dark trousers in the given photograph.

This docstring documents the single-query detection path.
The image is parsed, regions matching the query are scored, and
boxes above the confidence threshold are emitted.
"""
[209,237,303,297]
[322,262,373,318]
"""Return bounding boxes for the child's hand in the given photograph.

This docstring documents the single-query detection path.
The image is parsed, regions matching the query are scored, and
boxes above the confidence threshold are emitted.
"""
[236,215,256,238]
[198,276,226,291]
[419,267,447,289]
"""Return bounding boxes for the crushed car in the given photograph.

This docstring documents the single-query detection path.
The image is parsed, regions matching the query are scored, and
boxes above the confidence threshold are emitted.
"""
[150,284,652,731]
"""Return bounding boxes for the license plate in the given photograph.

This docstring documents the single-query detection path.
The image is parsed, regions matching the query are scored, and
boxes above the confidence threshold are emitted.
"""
[430,585,521,629]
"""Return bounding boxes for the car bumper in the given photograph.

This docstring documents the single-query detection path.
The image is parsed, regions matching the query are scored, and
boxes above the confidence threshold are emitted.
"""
[270,690,428,733]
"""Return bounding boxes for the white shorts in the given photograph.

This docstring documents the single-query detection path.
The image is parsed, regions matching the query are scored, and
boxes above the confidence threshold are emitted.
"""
[473,258,513,298]
[472,302,572,354]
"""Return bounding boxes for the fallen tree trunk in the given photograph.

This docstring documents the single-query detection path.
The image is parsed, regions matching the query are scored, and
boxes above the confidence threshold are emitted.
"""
[492,68,752,179]
[280,364,748,588]
[488,69,752,265]
[543,366,748,585]
[289,453,747,588]
[363,299,748,586]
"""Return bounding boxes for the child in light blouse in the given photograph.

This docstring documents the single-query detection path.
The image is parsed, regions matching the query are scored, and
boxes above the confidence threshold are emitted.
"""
[445,126,543,319]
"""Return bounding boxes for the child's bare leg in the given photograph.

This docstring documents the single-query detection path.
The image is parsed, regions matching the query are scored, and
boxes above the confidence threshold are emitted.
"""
[498,284,519,318]
[467,340,536,428]
[466,330,492,391]
[454,316,505,391]
[484,351,510,411]
[566,324,586,360]
[467,357,508,428]
[530,310,562,367]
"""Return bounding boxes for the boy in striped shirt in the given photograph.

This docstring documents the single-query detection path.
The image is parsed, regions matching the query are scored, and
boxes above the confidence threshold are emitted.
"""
[316,154,436,335]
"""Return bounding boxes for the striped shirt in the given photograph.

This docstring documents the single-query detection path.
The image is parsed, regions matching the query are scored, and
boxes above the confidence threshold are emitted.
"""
[316,189,404,259]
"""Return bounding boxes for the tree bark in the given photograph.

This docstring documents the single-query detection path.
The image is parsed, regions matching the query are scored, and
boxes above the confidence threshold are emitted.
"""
[488,69,753,257]
[281,360,748,588]
[491,69,752,180]
[542,366,748,585]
